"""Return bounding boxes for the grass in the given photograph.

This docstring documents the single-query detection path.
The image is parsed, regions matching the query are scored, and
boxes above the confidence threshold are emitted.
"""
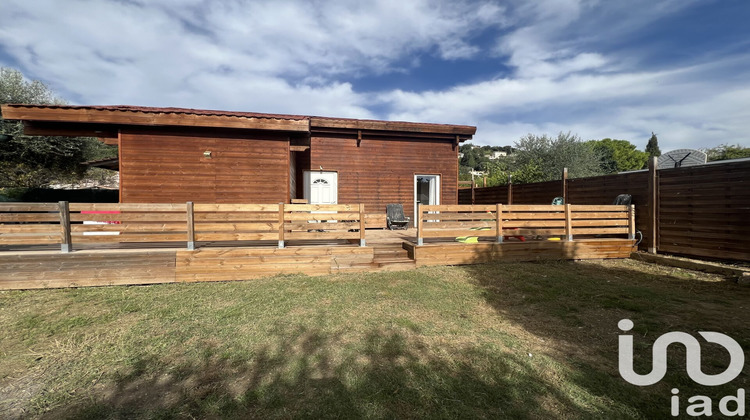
[1,258,748,419]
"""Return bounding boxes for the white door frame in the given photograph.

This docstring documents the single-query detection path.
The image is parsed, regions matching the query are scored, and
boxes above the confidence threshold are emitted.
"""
[414,174,440,228]
[303,171,338,204]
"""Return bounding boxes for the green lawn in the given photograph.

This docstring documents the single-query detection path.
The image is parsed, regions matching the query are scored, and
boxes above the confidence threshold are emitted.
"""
[1,258,748,419]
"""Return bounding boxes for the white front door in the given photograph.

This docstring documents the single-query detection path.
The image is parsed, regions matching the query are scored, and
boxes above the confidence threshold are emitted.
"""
[414,175,440,227]
[304,171,338,204]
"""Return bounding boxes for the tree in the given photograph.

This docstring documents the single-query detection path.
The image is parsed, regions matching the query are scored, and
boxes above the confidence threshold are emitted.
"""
[645,132,661,158]
[509,132,605,183]
[588,138,649,173]
[704,144,750,161]
[0,67,116,187]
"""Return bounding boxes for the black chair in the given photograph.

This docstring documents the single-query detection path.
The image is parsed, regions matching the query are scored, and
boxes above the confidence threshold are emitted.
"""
[613,194,632,205]
[386,204,410,230]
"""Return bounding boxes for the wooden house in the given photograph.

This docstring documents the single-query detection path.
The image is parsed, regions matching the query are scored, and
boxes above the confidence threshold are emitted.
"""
[0,105,475,223]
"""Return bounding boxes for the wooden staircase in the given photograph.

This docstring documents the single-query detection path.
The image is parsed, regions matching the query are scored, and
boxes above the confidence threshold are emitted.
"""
[333,241,415,273]
[371,243,416,271]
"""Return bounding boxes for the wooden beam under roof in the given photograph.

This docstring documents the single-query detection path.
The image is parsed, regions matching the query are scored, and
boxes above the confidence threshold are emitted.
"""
[310,117,476,137]
[310,126,473,142]
[23,121,119,143]
[2,105,310,132]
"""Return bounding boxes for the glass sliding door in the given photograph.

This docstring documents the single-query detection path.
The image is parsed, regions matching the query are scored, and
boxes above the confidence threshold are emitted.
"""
[414,175,440,228]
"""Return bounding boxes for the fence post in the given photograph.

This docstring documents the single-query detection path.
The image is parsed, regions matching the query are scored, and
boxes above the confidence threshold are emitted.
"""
[507,174,513,205]
[564,204,573,241]
[58,201,72,253]
[278,202,285,249]
[359,203,366,247]
[647,157,658,253]
[496,203,503,243]
[628,204,636,240]
[416,204,423,246]
[186,201,195,250]
[562,167,568,204]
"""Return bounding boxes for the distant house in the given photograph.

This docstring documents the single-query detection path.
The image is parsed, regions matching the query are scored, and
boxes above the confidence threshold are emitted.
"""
[489,151,507,160]
[0,105,476,221]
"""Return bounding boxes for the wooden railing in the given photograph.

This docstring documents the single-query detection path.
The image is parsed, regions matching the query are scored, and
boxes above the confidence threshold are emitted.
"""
[282,204,365,247]
[416,204,635,245]
[0,202,64,247]
[0,202,368,252]
[69,203,188,251]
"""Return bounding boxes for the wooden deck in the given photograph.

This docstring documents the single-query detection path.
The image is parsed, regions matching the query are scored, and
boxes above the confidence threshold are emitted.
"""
[0,203,636,290]
[0,229,634,290]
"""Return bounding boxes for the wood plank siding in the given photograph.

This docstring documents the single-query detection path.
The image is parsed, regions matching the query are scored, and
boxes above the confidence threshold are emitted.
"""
[309,134,458,219]
[1,105,476,212]
[120,129,290,203]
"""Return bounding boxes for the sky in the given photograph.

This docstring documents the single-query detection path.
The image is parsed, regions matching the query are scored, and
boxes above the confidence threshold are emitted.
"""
[0,0,748,151]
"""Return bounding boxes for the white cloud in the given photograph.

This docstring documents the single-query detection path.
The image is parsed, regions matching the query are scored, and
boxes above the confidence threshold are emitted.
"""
[380,53,750,150]
[0,0,747,151]
[0,0,505,116]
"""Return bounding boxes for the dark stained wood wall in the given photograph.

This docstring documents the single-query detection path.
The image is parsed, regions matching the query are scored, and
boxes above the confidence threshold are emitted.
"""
[308,135,458,219]
[657,160,750,261]
[120,129,290,203]
[457,160,750,261]
[460,172,652,248]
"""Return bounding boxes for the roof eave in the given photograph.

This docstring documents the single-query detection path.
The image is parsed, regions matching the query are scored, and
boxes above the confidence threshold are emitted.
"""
[309,117,476,137]
[1,104,310,133]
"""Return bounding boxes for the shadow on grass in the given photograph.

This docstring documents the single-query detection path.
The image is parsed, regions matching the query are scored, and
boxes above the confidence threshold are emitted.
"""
[54,322,602,420]
[460,254,750,418]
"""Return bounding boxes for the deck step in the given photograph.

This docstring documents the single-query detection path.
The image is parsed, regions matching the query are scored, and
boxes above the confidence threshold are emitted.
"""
[332,263,378,273]
[375,260,416,271]
[373,257,413,264]
[374,249,409,257]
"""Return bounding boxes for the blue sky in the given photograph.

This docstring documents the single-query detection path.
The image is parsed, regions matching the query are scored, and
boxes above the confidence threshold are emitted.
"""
[1,0,748,151]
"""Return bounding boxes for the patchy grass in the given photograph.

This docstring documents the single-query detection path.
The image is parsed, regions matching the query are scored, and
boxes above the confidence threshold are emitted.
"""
[0,259,748,419]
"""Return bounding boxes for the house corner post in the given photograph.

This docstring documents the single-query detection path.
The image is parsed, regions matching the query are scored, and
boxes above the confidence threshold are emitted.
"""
[59,201,72,253]
[278,203,285,249]
[186,201,195,250]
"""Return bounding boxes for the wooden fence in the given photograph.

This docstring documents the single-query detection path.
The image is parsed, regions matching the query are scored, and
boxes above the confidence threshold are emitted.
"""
[416,204,634,245]
[0,202,368,252]
[458,159,750,261]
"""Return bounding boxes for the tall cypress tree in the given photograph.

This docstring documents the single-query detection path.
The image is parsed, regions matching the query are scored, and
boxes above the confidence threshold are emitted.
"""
[645,132,661,157]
